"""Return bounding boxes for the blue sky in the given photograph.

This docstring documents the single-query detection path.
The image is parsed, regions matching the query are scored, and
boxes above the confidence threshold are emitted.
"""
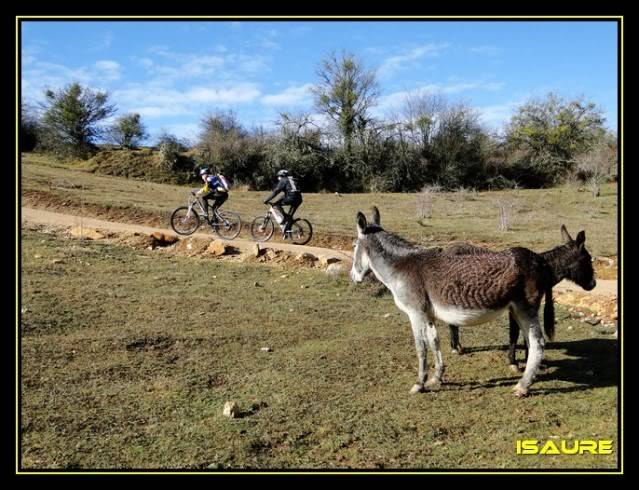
[21,20,619,143]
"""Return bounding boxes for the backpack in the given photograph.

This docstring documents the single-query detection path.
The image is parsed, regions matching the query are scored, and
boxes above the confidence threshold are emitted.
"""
[218,174,230,192]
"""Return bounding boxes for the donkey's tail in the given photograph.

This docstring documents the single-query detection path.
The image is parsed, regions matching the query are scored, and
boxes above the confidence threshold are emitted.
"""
[543,285,555,341]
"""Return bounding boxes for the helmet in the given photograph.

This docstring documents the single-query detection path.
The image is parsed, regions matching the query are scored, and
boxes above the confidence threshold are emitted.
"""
[199,167,210,176]
[276,169,289,177]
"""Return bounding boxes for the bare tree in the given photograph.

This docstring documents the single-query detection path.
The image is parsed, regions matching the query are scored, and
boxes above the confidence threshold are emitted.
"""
[574,140,616,197]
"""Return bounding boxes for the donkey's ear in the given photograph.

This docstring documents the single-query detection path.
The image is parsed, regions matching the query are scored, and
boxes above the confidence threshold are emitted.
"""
[560,224,573,244]
[356,212,367,235]
[575,230,586,248]
[371,206,381,226]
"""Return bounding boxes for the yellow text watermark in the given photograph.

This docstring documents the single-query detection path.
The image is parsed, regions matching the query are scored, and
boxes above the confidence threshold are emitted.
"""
[516,440,614,455]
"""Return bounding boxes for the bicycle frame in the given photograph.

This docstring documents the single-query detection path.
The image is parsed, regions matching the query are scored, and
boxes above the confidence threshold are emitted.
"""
[187,195,224,225]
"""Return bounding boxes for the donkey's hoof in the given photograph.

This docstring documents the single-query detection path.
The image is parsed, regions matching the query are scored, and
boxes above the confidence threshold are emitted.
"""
[410,384,425,394]
[451,349,459,355]
[509,364,522,373]
[424,380,442,391]
[513,384,529,397]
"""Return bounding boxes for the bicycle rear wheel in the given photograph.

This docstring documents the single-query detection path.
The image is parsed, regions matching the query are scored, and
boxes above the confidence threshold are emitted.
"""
[215,210,242,240]
[171,206,200,235]
[250,216,274,242]
[288,219,313,245]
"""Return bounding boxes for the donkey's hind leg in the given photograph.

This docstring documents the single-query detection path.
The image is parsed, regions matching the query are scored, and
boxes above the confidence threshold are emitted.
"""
[510,305,545,397]
[507,310,521,372]
[449,324,464,354]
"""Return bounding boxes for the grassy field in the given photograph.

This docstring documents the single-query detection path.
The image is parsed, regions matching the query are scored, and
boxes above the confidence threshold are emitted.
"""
[21,152,619,257]
[20,229,618,470]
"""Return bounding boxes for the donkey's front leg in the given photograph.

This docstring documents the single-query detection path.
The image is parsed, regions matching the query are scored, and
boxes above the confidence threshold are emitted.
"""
[409,317,428,394]
[424,319,445,390]
[511,308,545,397]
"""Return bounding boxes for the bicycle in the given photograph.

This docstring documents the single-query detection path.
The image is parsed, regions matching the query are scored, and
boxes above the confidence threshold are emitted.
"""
[250,203,313,245]
[170,192,242,239]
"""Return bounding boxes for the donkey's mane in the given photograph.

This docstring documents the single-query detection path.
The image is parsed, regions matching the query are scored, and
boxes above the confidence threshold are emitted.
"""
[367,226,432,259]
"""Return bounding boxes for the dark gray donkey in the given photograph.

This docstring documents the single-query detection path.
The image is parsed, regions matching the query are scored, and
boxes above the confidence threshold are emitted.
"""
[350,207,555,397]
[446,226,596,370]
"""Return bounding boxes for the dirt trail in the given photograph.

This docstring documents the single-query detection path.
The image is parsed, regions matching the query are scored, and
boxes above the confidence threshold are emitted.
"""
[21,206,618,299]
[21,207,354,263]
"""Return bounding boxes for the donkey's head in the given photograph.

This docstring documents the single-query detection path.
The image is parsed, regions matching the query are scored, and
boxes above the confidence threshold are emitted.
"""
[559,224,596,291]
[350,207,382,283]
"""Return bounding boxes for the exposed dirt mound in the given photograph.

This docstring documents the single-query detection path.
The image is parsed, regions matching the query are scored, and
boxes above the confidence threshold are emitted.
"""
[86,149,195,184]
[23,190,168,228]
[593,256,617,280]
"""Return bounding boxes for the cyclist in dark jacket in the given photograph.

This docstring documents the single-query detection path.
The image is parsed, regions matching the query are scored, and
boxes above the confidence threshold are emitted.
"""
[263,169,303,233]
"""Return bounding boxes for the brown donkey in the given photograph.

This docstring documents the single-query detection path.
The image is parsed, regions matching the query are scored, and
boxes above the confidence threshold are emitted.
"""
[445,226,596,370]
[350,207,554,397]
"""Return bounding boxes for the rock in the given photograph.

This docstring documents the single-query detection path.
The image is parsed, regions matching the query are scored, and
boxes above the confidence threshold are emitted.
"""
[51,259,64,264]
[383,313,391,318]
[567,326,574,331]
[325,263,348,276]
[34,255,42,259]
[296,252,318,264]
[253,243,262,257]
[300,285,307,289]
[206,240,231,256]
[585,318,601,326]
[222,401,240,418]
[150,232,179,247]
[260,347,273,352]
[254,281,261,287]
[69,227,104,240]
[281,274,288,279]
[319,256,341,267]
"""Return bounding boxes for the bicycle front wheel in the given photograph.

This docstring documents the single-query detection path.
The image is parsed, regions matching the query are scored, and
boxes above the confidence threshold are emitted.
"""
[250,216,274,242]
[289,219,313,245]
[171,206,200,235]
[215,211,242,240]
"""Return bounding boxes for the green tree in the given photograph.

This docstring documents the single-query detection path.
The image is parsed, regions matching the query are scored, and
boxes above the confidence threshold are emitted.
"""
[108,113,148,149]
[40,82,116,158]
[506,93,606,184]
[311,51,379,154]
[20,102,41,152]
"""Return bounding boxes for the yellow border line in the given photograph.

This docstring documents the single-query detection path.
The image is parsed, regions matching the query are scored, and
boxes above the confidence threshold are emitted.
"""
[16,15,623,19]
[15,15,623,476]
[15,15,20,476]
[619,15,624,476]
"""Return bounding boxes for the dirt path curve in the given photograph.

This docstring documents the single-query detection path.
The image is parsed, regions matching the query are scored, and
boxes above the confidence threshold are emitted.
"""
[21,206,354,263]
[21,206,617,297]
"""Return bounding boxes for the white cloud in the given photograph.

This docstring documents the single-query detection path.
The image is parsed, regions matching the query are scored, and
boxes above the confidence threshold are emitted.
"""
[112,83,262,119]
[94,60,121,81]
[378,43,449,78]
[153,123,200,141]
[469,45,503,56]
[139,49,268,81]
[374,80,505,115]
[186,84,261,104]
[261,84,313,106]
[90,31,114,51]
